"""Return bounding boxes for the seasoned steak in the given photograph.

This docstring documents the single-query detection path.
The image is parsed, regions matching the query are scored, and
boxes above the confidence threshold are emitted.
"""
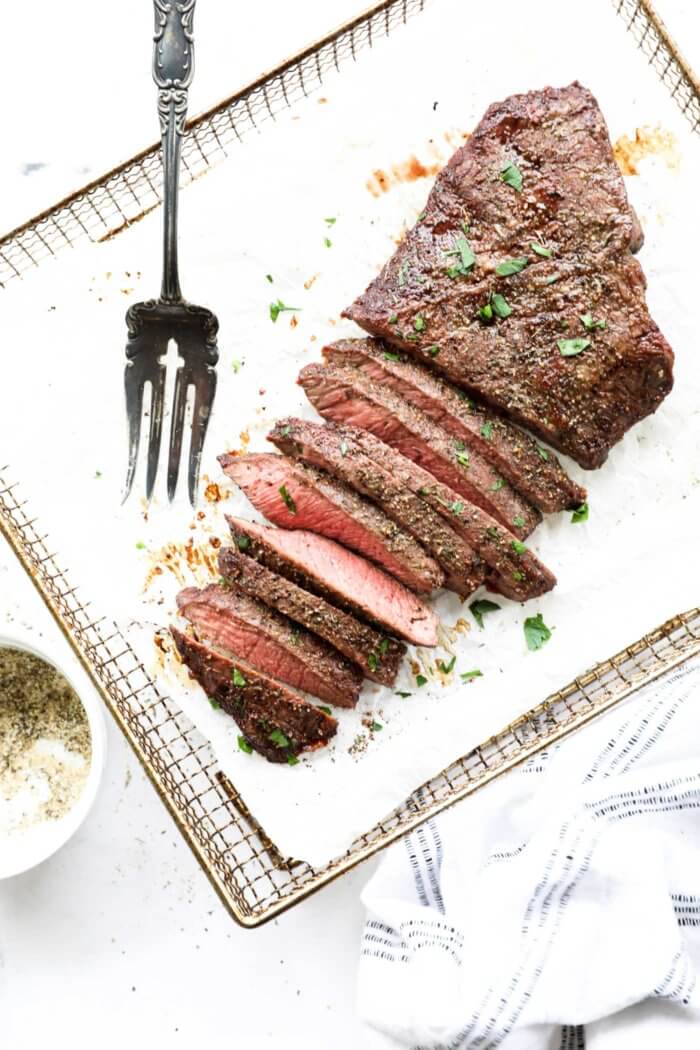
[218,545,405,686]
[298,362,540,538]
[268,417,554,601]
[170,628,337,762]
[225,516,439,646]
[269,417,485,598]
[219,452,443,594]
[343,83,674,469]
[177,584,362,708]
[323,338,586,513]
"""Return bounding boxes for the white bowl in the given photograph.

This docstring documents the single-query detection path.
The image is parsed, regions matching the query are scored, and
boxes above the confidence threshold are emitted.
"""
[0,633,107,879]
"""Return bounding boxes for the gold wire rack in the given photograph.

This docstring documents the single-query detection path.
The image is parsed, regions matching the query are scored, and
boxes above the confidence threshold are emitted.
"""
[1,0,699,925]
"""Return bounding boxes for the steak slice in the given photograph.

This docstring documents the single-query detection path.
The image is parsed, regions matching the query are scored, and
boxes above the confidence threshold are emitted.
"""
[218,545,404,686]
[323,338,586,513]
[170,628,337,763]
[298,362,540,539]
[269,417,554,601]
[219,452,443,594]
[225,516,438,646]
[269,417,484,598]
[343,83,674,469]
[177,584,362,708]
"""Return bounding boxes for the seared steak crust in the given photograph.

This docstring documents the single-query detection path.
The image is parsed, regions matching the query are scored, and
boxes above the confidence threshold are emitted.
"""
[170,627,337,762]
[343,83,673,468]
[323,338,586,512]
[218,545,405,685]
[224,516,439,647]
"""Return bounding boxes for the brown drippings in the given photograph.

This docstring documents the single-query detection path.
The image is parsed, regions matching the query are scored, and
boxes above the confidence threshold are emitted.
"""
[304,273,320,290]
[142,540,219,592]
[613,126,679,176]
[204,482,222,503]
[446,617,472,641]
[367,155,442,197]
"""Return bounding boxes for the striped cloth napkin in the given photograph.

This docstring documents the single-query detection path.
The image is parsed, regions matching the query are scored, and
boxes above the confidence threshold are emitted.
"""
[358,654,700,1049]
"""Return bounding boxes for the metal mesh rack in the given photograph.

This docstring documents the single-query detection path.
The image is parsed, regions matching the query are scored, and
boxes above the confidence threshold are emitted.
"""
[1,0,699,924]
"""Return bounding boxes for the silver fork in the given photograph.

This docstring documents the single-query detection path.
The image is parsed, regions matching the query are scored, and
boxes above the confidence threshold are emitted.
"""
[123,0,218,506]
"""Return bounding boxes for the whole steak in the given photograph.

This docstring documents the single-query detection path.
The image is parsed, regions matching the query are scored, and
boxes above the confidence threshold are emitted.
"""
[344,82,673,469]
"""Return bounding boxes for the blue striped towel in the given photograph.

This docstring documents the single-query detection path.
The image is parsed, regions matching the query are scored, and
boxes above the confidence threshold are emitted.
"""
[359,655,700,1049]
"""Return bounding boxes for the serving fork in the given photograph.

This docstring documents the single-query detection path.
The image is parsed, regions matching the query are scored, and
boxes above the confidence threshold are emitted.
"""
[123,0,218,506]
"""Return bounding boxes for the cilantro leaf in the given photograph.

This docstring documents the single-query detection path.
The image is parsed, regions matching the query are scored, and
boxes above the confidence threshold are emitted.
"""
[238,735,253,754]
[318,706,332,715]
[481,422,494,440]
[500,163,523,192]
[460,669,483,681]
[571,501,589,523]
[279,484,297,514]
[395,691,412,698]
[490,293,512,319]
[370,721,383,732]
[437,655,456,674]
[416,674,428,687]
[236,535,251,551]
[209,697,221,710]
[495,257,528,276]
[524,613,552,651]
[232,668,247,687]
[268,727,291,748]
[511,539,527,555]
[530,242,553,258]
[580,313,606,331]
[558,338,591,357]
[470,599,500,628]
[414,315,426,332]
[270,299,301,323]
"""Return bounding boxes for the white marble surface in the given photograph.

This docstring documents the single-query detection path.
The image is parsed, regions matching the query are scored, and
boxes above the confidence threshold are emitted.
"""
[1,3,697,1048]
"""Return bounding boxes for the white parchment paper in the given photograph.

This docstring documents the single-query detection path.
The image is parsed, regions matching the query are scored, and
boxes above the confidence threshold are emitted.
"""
[1,0,698,865]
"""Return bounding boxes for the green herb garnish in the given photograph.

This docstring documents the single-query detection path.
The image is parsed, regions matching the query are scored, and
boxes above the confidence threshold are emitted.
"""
[395,691,412,698]
[544,274,560,285]
[536,446,549,462]
[324,217,336,226]
[456,451,470,468]
[437,655,456,674]
[319,706,332,715]
[486,526,499,539]
[491,477,505,491]
[512,570,525,581]
[209,697,221,710]
[470,599,500,628]
[287,753,300,766]
[379,639,390,655]
[270,299,301,322]
[232,668,247,687]
[236,535,251,551]
[268,727,291,748]
[368,652,379,672]
[530,242,553,258]
[414,315,426,332]
[524,613,552,651]
[450,500,464,515]
[324,237,332,248]
[481,422,494,440]
[490,293,512,319]
[135,541,146,550]
[511,539,527,555]
[495,257,528,276]
[571,501,589,523]
[238,735,253,754]
[370,721,383,732]
[500,163,523,192]
[388,314,398,325]
[231,359,242,374]
[558,338,591,357]
[579,313,606,331]
[478,302,494,322]
[398,261,410,287]
[383,351,400,362]
[279,424,292,437]
[445,236,476,277]
[426,345,440,357]
[513,514,526,528]
[279,484,297,514]
[266,274,274,283]
[94,470,102,478]
[416,674,428,687]
[460,669,483,681]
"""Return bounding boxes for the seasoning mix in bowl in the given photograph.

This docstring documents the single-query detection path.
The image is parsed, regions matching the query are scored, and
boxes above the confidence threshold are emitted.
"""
[0,640,106,878]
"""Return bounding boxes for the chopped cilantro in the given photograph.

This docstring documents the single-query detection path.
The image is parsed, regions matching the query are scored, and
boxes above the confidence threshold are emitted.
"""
[445,235,476,277]
[379,639,390,654]
[536,445,549,461]
[368,652,379,672]
[388,313,399,324]
[395,691,412,698]
[324,217,336,226]
[279,424,292,437]
[512,570,525,581]
[486,526,499,539]
[319,706,332,715]
[416,674,428,687]
[558,337,591,357]
[268,727,291,748]
[571,502,589,523]
[456,451,470,468]
[491,477,505,491]
[232,668,247,687]
[269,299,301,322]
[524,613,552,651]
[478,302,494,322]
[135,541,146,550]
[426,345,440,357]
[513,514,526,528]
[287,753,300,766]
[383,351,400,361]
[209,697,221,710]
[450,500,464,514]
[580,313,606,331]
[279,484,297,514]
[414,315,426,332]
[470,599,500,628]
[495,257,528,276]
[238,735,253,753]
[460,669,483,681]
[236,535,251,551]
[530,242,553,258]
[265,274,274,283]
[370,721,383,732]
[437,655,456,674]
[544,274,560,285]
[481,422,494,440]
[500,163,523,192]
[511,539,527,555]
[94,470,102,479]
[490,293,512,319]
[231,359,242,373]
[324,237,332,248]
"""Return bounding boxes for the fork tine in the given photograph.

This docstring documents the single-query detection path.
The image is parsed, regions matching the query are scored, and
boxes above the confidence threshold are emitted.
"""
[122,361,146,504]
[145,363,167,501]
[187,368,217,506]
[167,366,190,502]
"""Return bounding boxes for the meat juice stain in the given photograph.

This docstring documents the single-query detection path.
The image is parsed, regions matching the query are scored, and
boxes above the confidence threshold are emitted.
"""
[365,131,471,197]
[613,126,679,176]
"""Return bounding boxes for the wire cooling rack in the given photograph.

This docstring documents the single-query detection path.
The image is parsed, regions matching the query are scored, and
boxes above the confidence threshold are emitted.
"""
[1,0,700,924]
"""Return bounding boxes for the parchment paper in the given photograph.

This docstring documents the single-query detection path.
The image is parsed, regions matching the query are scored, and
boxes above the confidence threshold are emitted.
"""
[1,0,698,865]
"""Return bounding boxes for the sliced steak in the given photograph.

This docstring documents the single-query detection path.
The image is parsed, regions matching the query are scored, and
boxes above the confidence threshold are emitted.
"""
[177,584,362,708]
[218,545,404,685]
[225,516,438,646]
[219,452,443,594]
[323,338,586,513]
[170,628,337,763]
[269,417,484,598]
[268,418,553,601]
[343,83,674,469]
[298,362,540,539]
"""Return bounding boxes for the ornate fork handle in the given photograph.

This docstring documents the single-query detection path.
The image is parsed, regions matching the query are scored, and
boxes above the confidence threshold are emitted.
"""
[153,0,196,303]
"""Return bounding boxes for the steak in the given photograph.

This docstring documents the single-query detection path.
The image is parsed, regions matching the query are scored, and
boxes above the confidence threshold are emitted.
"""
[219,452,443,594]
[323,338,586,513]
[268,417,554,601]
[170,628,337,763]
[218,545,405,686]
[225,516,439,646]
[298,362,540,538]
[177,584,362,708]
[343,83,674,469]
[269,417,484,598]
